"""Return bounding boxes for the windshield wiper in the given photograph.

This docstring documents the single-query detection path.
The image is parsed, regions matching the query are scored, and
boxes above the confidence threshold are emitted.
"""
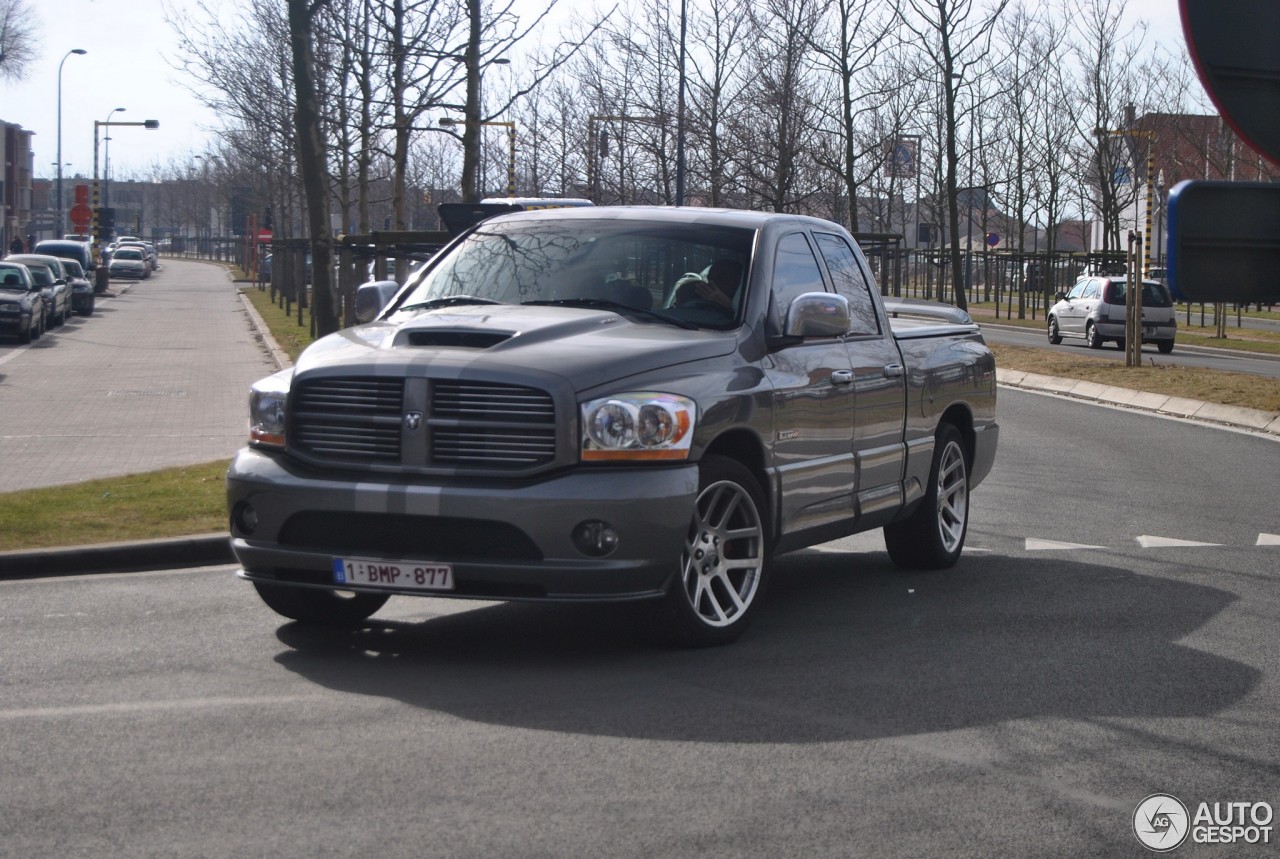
[397,295,503,312]
[524,298,698,330]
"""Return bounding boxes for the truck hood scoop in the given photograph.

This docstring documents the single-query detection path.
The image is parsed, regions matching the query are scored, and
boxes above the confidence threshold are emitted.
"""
[401,329,513,349]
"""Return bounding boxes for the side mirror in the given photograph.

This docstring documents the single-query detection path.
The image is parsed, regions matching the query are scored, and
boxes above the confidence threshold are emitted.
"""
[354,279,400,323]
[1054,292,1067,302]
[783,292,850,339]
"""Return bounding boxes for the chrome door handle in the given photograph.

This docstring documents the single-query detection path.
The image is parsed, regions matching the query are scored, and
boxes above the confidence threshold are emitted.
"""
[883,364,904,378]
[832,370,854,385]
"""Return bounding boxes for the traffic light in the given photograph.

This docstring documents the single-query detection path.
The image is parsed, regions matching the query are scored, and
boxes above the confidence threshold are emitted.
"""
[96,207,116,241]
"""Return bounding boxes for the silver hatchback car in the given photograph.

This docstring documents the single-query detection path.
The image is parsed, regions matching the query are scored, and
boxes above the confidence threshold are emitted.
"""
[1048,275,1176,354]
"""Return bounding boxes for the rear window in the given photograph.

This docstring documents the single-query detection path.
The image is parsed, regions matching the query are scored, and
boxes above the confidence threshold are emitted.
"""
[1104,280,1173,308]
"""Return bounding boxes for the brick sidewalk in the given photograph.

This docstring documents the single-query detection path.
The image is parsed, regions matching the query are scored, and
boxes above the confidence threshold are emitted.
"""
[0,260,278,493]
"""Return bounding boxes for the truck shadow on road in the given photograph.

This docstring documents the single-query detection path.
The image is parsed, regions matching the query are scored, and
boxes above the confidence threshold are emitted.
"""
[271,550,1255,743]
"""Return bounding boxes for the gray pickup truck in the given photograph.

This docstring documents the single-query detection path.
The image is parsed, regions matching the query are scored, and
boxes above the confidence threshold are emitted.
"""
[227,207,998,645]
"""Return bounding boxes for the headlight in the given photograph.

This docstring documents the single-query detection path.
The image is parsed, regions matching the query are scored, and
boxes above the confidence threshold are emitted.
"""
[581,393,695,461]
[248,369,293,447]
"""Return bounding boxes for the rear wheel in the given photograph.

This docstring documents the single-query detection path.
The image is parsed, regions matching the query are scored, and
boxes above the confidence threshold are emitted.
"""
[253,581,389,625]
[1157,339,1174,354]
[653,455,769,647]
[1086,322,1104,349]
[1047,317,1062,345]
[884,424,969,570]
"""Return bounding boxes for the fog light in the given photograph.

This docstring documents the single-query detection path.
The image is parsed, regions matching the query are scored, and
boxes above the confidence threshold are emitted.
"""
[233,501,259,536]
[572,520,620,557]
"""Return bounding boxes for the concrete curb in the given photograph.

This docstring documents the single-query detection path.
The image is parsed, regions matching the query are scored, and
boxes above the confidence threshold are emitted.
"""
[996,368,1280,436]
[0,534,234,580]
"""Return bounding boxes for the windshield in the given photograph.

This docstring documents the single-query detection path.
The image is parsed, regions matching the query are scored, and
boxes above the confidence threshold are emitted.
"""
[28,267,52,286]
[391,218,755,329]
[115,250,143,261]
[0,267,25,289]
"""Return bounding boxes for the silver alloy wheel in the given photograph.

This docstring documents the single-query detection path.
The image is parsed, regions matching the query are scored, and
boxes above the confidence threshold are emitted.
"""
[680,478,766,628]
[934,438,969,554]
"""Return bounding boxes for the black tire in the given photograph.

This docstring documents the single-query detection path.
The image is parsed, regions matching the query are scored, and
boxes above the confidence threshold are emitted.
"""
[1157,339,1174,354]
[19,315,33,344]
[253,581,389,625]
[884,424,970,570]
[1047,317,1062,345]
[1086,322,1104,349]
[79,297,95,317]
[653,455,770,647]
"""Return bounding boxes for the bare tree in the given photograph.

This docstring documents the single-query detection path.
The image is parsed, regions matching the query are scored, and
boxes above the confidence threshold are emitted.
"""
[1066,0,1148,256]
[899,0,1010,311]
[738,0,826,213]
[0,0,38,82]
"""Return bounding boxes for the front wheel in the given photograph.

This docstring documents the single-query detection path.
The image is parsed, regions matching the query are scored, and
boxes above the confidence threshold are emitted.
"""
[253,581,389,625]
[1047,317,1062,345]
[653,455,770,647]
[884,424,969,570]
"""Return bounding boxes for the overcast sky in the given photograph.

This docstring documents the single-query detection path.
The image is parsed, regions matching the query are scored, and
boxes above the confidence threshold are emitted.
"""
[3,0,1190,183]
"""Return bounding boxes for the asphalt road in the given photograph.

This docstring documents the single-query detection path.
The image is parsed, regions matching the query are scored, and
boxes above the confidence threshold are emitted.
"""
[2,388,1277,857]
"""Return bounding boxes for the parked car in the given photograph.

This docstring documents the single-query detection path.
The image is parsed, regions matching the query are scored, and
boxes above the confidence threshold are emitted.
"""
[108,247,150,280]
[1048,275,1176,353]
[60,259,96,316]
[115,241,156,273]
[34,239,95,275]
[0,261,45,343]
[5,254,72,325]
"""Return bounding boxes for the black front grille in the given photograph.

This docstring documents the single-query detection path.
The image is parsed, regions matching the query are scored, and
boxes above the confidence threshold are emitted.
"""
[289,376,559,471]
[292,377,404,462]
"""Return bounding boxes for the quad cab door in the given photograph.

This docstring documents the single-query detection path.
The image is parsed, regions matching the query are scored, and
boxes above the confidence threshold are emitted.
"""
[812,232,909,529]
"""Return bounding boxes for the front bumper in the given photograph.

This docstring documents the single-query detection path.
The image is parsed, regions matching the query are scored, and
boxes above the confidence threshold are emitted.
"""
[227,447,699,603]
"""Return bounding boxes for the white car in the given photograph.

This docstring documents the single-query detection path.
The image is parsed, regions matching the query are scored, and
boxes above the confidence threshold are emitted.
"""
[1048,275,1176,354]
[108,247,150,280]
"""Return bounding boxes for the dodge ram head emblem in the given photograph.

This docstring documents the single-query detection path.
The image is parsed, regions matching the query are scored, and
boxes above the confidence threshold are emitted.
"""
[404,411,423,431]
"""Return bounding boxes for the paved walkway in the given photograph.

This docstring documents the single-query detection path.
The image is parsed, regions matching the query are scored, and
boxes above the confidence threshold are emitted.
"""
[0,259,279,493]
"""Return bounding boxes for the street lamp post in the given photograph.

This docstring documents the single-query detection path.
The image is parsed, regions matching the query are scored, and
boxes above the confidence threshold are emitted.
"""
[102,107,125,208]
[91,117,159,286]
[56,48,88,238]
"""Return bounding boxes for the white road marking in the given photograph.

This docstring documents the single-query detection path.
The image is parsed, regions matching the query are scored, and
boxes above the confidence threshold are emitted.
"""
[1257,533,1280,546]
[1025,538,1106,551]
[0,695,327,721]
[1136,535,1222,548]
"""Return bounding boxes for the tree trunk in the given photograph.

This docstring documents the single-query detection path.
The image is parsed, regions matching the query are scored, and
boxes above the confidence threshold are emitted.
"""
[287,0,339,337]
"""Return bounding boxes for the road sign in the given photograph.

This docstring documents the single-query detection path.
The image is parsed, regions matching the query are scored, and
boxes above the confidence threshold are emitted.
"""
[1181,0,1280,165]
[1168,180,1280,303]
[985,232,1000,247]
[70,203,93,230]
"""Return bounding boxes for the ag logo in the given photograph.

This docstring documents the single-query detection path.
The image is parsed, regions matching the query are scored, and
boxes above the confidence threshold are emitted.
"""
[404,411,423,431]
[1134,793,1190,852]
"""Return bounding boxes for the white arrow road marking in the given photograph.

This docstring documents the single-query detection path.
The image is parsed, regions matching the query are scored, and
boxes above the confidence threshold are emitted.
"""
[1257,533,1280,546]
[1025,538,1106,551]
[1136,535,1222,548]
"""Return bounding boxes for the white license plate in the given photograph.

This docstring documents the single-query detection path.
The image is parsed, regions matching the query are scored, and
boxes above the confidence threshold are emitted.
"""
[1143,325,1158,336]
[333,557,455,591]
